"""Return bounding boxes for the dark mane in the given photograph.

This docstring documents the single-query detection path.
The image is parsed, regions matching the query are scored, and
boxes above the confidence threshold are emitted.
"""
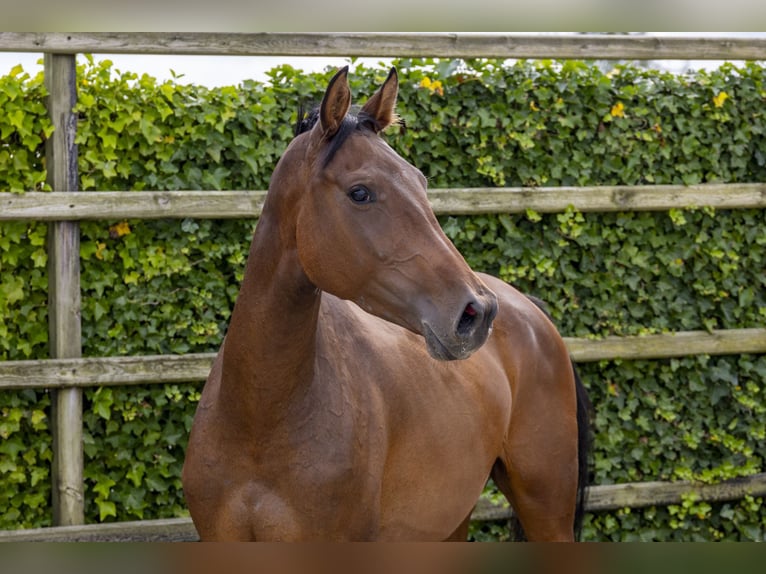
[294,104,379,167]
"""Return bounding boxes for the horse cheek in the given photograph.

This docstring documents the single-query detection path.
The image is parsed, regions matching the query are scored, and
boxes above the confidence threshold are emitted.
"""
[295,208,359,300]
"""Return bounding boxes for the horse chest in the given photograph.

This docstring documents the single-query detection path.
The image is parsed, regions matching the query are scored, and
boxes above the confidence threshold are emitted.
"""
[223,411,386,540]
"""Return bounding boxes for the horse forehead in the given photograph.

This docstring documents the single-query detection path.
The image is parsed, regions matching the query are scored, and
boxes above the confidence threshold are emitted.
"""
[335,133,424,184]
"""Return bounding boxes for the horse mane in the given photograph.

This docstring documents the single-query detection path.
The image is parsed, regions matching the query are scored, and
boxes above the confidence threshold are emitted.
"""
[294,103,381,167]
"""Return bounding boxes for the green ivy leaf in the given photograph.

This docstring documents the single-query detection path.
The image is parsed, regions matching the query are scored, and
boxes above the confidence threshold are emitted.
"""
[96,499,117,521]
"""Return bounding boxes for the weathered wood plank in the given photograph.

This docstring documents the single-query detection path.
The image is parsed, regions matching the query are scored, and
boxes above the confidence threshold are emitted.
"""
[585,474,766,512]
[0,517,198,542]
[0,353,214,390]
[2,183,765,221]
[428,183,766,215]
[44,53,84,528]
[565,328,766,363]
[3,473,765,541]
[1,32,765,60]
[0,190,268,220]
[472,472,766,521]
[1,329,763,390]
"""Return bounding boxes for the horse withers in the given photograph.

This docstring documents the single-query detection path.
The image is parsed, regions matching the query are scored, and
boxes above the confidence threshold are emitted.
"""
[182,66,590,541]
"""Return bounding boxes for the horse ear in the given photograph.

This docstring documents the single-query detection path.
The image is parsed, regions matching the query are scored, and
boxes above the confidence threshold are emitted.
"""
[361,67,399,132]
[319,66,352,139]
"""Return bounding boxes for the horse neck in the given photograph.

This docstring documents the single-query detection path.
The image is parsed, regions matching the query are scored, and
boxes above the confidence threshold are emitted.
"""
[218,204,321,427]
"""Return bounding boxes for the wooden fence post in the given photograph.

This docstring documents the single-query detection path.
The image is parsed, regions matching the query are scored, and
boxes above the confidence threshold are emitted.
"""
[44,53,84,526]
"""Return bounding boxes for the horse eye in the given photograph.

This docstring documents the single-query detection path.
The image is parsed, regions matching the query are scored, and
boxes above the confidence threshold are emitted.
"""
[348,186,375,204]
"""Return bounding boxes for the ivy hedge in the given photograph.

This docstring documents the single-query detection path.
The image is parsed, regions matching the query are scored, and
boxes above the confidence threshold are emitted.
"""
[1,56,765,540]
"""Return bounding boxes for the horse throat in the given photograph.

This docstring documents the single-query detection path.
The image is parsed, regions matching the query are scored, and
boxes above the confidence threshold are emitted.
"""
[219,211,321,425]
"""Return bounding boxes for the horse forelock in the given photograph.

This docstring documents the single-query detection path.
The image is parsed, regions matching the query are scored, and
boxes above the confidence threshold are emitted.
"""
[295,105,379,167]
[295,104,320,137]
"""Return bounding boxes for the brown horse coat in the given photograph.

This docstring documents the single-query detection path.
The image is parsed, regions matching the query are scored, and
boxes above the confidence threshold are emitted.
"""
[182,66,588,541]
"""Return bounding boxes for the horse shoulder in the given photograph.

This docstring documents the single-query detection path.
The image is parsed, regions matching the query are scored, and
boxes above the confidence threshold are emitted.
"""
[479,274,571,366]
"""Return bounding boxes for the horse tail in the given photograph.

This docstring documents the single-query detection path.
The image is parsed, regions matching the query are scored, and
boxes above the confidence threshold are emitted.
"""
[512,295,592,542]
[573,360,592,541]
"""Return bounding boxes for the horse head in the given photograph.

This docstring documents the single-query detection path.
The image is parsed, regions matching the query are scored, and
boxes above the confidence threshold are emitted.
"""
[271,66,498,361]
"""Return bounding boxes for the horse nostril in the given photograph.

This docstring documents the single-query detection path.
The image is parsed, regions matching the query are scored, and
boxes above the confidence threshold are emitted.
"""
[457,302,479,336]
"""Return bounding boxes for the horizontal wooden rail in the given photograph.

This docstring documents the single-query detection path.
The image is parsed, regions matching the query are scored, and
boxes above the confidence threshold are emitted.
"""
[1,32,766,60]
[564,328,766,363]
[429,184,766,215]
[1,329,764,391]
[2,184,765,221]
[0,190,268,221]
[473,472,766,521]
[3,472,765,541]
[0,353,214,390]
[0,517,198,542]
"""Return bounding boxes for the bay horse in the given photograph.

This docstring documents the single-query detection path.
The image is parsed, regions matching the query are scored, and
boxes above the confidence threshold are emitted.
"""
[182,66,590,541]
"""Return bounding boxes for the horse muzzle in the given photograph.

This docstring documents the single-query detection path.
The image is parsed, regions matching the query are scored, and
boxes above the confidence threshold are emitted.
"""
[422,293,498,361]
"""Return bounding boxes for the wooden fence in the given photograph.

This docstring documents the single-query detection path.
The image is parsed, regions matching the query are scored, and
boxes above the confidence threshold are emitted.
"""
[1,32,766,541]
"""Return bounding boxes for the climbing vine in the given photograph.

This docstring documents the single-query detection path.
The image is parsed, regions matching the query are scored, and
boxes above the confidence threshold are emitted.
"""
[1,56,764,540]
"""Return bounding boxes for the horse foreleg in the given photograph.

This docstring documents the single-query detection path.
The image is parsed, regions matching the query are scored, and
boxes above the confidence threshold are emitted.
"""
[492,402,580,542]
[491,454,577,541]
[443,510,473,541]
